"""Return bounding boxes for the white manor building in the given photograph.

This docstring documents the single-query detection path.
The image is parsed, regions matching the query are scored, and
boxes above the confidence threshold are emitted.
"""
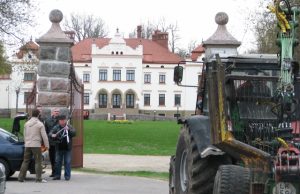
[0,29,204,119]
[72,29,203,118]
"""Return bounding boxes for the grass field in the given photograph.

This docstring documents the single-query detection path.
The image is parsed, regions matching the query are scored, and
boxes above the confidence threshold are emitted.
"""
[0,119,180,156]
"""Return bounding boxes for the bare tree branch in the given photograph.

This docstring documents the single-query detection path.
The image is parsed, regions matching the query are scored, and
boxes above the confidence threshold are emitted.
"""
[64,13,109,42]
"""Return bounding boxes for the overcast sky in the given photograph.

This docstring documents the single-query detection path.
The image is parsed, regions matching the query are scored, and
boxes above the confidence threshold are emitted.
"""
[28,0,263,53]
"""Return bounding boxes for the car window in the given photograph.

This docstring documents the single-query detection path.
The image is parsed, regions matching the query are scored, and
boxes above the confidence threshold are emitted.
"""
[0,129,18,143]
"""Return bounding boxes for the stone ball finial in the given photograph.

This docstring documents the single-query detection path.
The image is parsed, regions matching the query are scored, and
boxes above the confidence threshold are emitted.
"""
[49,9,63,23]
[215,12,229,25]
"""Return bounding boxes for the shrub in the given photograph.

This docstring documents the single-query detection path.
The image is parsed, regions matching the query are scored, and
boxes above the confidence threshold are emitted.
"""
[108,120,133,124]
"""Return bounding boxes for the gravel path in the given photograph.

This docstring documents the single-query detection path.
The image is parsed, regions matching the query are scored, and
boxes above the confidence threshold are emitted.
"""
[84,154,170,172]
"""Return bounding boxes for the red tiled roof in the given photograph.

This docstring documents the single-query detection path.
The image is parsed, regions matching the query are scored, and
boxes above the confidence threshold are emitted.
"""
[71,38,181,64]
[16,40,39,59]
[191,45,205,61]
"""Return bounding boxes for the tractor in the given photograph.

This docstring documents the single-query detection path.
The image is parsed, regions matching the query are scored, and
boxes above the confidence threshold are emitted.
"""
[170,1,300,194]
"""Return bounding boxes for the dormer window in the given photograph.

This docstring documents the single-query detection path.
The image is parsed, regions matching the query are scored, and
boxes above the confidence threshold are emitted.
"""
[111,51,114,55]
[120,51,123,55]
[116,51,119,55]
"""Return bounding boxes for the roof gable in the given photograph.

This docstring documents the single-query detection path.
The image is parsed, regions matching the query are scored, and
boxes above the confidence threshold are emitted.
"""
[71,38,181,64]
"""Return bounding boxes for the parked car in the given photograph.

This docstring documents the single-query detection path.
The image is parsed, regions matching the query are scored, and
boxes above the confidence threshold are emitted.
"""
[0,128,35,179]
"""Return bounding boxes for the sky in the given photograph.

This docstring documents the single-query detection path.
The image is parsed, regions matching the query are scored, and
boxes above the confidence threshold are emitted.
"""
[25,0,264,54]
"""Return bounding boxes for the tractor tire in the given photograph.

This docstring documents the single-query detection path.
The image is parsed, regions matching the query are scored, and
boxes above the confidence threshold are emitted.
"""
[169,156,175,194]
[0,159,10,179]
[174,127,231,194]
[213,165,250,194]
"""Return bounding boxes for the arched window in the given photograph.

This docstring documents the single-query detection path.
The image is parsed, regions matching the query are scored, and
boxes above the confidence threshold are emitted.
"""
[126,93,135,108]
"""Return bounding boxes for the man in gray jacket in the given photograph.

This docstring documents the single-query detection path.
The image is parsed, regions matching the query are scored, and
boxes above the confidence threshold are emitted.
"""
[18,109,49,183]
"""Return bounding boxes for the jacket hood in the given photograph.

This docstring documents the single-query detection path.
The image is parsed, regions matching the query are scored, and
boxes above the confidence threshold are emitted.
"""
[27,117,40,127]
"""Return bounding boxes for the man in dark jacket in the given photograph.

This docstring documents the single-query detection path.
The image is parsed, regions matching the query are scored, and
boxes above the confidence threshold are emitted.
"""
[49,115,76,181]
[44,108,60,177]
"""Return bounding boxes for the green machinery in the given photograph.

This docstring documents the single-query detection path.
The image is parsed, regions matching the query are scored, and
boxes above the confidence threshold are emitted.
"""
[170,1,300,194]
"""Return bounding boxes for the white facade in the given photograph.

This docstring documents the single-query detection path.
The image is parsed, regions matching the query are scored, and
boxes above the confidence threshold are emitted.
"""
[0,35,203,118]
[0,47,38,115]
[74,32,202,117]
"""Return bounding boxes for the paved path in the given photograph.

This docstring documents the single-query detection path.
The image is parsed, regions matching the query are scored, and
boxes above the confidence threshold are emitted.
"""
[5,154,171,194]
[6,171,168,194]
[84,154,170,172]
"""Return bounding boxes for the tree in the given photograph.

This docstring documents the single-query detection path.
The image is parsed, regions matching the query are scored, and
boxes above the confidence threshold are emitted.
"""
[252,0,300,57]
[168,22,180,53]
[0,0,36,75]
[129,18,181,53]
[187,40,198,54]
[64,13,109,42]
[0,42,11,75]
[0,0,35,42]
[252,1,278,54]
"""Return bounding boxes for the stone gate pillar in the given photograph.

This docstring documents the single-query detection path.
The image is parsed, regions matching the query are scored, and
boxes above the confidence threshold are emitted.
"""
[36,9,83,167]
[203,12,241,59]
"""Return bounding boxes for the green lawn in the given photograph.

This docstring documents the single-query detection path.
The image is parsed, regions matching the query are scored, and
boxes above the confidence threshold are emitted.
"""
[0,119,180,156]
[74,168,169,180]
[84,120,180,155]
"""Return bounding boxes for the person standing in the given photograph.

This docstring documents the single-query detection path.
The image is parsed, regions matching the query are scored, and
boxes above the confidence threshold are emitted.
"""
[50,115,76,181]
[44,108,60,177]
[18,109,49,183]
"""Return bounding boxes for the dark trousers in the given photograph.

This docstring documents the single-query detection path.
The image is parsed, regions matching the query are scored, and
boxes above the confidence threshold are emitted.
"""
[55,149,72,179]
[18,147,42,181]
[49,145,56,175]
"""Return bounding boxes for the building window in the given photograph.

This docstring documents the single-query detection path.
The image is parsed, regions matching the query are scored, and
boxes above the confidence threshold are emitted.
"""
[126,94,134,108]
[174,113,181,118]
[144,94,150,106]
[158,113,165,117]
[99,70,107,81]
[159,94,165,106]
[126,70,135,81]
[144,74,151,83]
[175,94,181,106]
[24,92,31,104]
[99,93,107,108]
[84,93,89,105]
[83,73,90,83]
[112,94,121,108]
[113,70,121,81]
[24,73,34,81]
[159,74,166,84]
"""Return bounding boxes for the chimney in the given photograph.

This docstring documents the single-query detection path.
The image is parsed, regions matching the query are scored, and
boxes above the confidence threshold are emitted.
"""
[137,25,142,39]
[152,30,168,50]
[64,30,76,41]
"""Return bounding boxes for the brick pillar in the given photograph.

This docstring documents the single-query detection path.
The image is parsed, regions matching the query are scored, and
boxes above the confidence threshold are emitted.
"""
[36,9,74,117]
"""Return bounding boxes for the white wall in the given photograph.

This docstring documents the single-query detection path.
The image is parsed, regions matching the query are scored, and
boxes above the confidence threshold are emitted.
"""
[74,54,201,114]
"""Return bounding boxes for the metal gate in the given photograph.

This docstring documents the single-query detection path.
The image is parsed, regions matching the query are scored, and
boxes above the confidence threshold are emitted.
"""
[69,63,84,168]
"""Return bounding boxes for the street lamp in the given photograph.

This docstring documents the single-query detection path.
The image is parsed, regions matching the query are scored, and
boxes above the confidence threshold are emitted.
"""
[153,110,156,121]
[176,104,180,121]
[15,87,20,113]
[6,86,9,111]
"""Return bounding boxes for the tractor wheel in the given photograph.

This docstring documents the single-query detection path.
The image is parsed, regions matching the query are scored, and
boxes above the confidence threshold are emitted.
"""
[169,156,175,194]
[0,159,10,179]
[213,165,250,194]
[174,127,230,194]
